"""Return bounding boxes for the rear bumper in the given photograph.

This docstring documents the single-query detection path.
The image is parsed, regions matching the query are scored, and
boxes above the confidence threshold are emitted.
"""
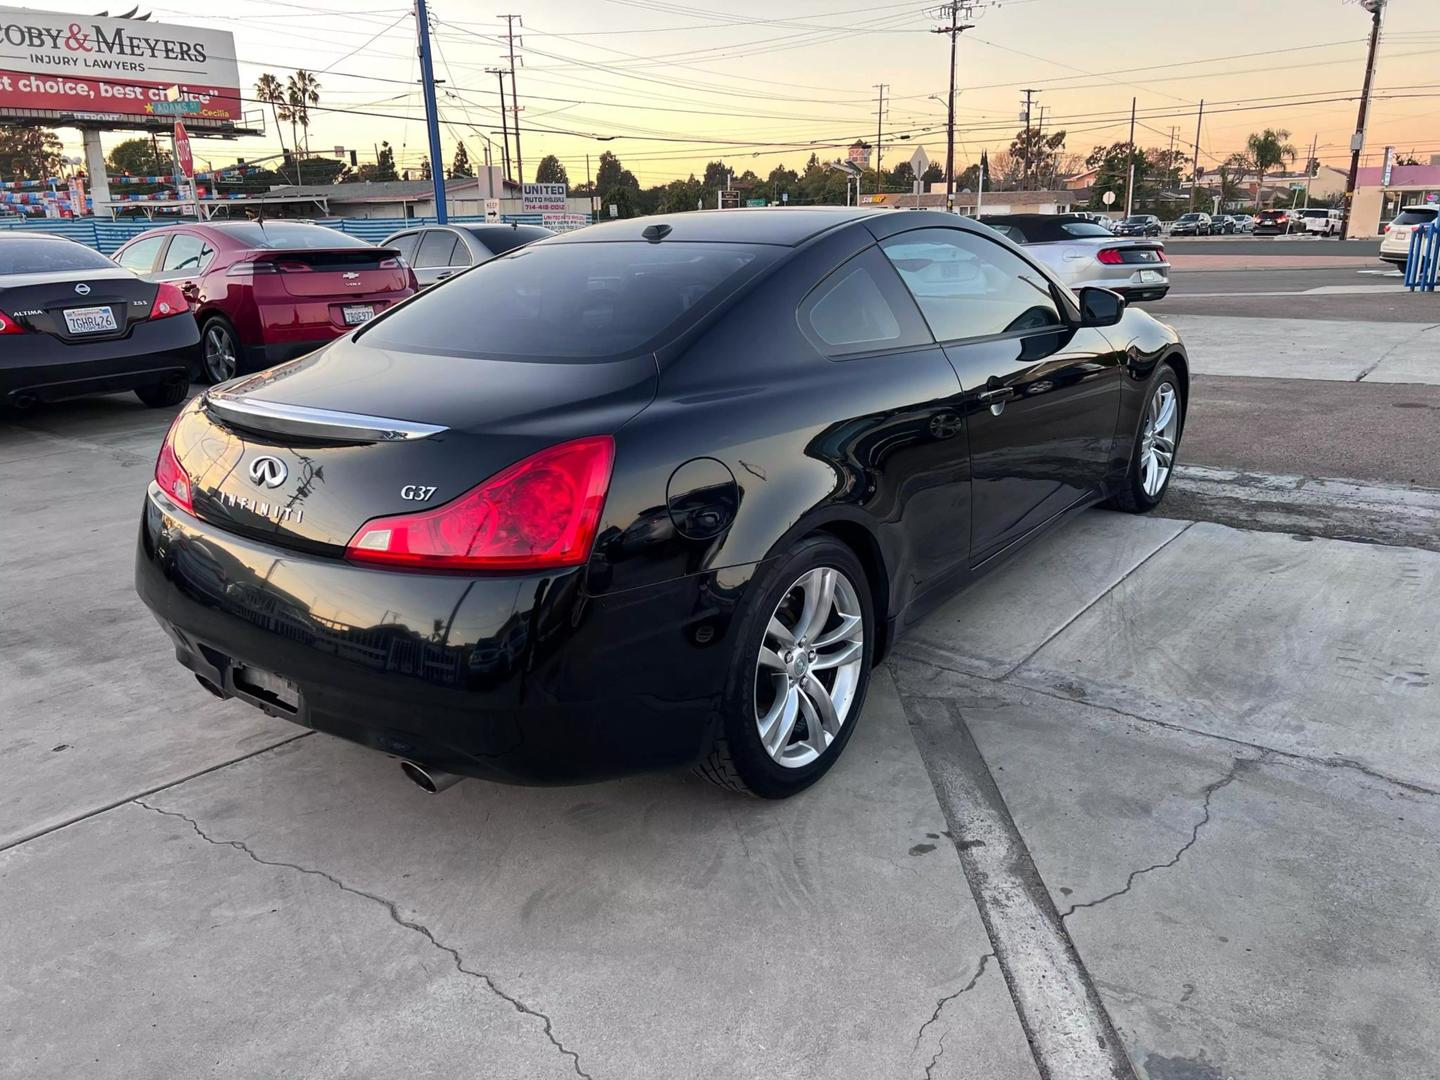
[241,340,331,369]
[0,321,196,402]
[1070,270,1169,303]
[135,486,747,784]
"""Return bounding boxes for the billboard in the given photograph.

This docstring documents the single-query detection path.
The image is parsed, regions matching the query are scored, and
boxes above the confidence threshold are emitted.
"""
[522,182,566,213]
[0,8,242,126]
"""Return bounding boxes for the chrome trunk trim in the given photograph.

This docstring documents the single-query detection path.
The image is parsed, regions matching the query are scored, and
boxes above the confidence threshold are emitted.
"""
[202,394,447,443]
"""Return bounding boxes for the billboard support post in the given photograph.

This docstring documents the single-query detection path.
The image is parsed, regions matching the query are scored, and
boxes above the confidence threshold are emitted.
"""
[82,130,112,220]
[413,0,449,224]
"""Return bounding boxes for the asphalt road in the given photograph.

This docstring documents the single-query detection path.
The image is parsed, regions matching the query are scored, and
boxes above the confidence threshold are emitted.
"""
[1151,266,1434,321]
[1162,237,1381,258]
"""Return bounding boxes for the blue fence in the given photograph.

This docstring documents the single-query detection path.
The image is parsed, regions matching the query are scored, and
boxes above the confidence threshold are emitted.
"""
[0,213,575,254]
[1404,223,1439,292]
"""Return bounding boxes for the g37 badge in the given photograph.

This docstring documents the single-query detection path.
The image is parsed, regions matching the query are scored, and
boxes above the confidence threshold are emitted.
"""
[400,485,437,501]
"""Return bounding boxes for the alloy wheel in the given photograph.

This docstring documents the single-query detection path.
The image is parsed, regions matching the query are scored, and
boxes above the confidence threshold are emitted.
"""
[753,566,865,769]
[1140,381,1179,497]
[203,325,237,383]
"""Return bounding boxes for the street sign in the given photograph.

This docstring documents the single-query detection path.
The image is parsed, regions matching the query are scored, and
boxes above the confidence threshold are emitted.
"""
[745,198,766,207]
[609,204,619,218]
[719,190,741,210]
[522,183,567,213]
[1102,190,1116,206]
[173,123,194,179]
[483,198,500,223]
[1290,181,1306,191]
[1382,146,1395,187]
[909,145,930,179]
[152,100,201,116]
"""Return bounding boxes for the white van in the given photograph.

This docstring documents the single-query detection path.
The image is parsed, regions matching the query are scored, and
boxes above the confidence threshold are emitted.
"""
[1296,208,1343,236]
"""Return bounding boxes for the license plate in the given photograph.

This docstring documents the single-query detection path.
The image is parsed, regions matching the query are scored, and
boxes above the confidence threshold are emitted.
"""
[342,304,376,326]
[1138,270,1165,284]
[63,306,118,334]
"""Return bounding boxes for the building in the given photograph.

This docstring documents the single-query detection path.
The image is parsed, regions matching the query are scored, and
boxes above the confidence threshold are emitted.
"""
[249,175,513,219]
[861,189,1076,215]
[1349,161,1440,239]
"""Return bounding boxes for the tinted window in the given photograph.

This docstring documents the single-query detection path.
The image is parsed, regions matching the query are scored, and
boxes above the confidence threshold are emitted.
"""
[362,241,774,361]
[0,238,117,275]
[1178,214,1204,222]
[386,232,420,263]
[1060,222,1113,237]
[211,223,369,249]
[415,230,459,268]
[114,234,166,274]
[881,228,1062,341]
[449,240,472,268]
[1395,208,1437,225]
[161,234,213,273]
[465,225,555,255]
[799,248,930,358]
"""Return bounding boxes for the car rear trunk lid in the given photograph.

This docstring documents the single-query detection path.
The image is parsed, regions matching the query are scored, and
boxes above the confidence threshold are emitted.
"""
[241,247,410,299]
[0,269,161,346]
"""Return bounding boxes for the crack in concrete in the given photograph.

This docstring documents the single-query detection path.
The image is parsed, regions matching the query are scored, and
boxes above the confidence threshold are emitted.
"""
[133,798,593,1079]
[922,1028,948,1080]
[1354,322,1440,382]
[1057,752,1266,921]
[897,654,1440,800]
[912,952,993,1058]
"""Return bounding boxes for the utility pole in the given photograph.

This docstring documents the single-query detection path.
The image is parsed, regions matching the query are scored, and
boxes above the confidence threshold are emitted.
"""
[499,14,523,184]
[873,83,888,195]
[1189,99,1204,211]
[488,67,511,184]
[1020,88,1039,189]
[1341,0,1385,240]
[1124,95,1137,217]
[930,2,977,208]
[1302,131,1318,210]
[413,0,448,222]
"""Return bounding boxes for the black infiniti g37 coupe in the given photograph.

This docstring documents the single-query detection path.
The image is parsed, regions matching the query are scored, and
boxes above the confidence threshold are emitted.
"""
[136,208,1188,799]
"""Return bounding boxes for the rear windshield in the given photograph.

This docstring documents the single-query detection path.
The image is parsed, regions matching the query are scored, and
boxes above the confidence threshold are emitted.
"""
[361,240,775,361]
[1123,216,1150,223]
[0,238,116,275]
[1395,208,1438,225]
[463,225,555,254]
[212,223,372,250]
[982,218,1111,242]
[1257,211,1285,219]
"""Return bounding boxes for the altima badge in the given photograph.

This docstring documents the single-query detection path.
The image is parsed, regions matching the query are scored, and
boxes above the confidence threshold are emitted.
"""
[248,455,288,488]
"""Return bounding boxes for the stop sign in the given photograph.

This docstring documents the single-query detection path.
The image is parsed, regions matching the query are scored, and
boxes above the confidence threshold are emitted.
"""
[173,122,194,179]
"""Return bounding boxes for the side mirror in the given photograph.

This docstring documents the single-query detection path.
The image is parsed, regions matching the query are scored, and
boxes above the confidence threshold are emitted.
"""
[1078,286,1126,328]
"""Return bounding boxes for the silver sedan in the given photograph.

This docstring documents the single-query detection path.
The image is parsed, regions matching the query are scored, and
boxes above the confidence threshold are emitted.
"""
[979,214,1170,302]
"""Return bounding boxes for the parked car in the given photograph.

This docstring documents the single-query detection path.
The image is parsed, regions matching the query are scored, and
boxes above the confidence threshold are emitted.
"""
[0,233,197,409]
[1114,214,1162,237]
[1228,213,1256,233]
[381,223,556,288]
[1380,205,1439,269]
[112,221,418,384]
[1169,212,1213,236]
[1253,209,1298,236]
[979,213,1170,301]
[136,208,1189,798]
[1295,207,1343,237]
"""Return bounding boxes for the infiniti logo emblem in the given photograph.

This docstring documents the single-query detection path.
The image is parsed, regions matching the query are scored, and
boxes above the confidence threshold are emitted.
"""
[74,283,91,295]
[248,455,288,488]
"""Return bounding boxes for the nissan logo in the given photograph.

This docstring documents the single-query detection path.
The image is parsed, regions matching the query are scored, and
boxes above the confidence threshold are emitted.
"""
[74,283,91,296]
[248,455,288,488]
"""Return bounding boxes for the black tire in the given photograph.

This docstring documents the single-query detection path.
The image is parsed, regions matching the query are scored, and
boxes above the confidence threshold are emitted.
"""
[198,316,242,385]
[697,536,875,799]
[1106,362,1184,514]
[134,378,189,408]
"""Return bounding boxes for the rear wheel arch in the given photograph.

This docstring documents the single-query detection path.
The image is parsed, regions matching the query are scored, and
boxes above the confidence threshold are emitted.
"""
[1164,350,1190,408]
[807,519,892,661]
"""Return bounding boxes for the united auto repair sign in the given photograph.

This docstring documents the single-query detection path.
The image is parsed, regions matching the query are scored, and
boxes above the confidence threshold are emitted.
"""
[0,7,241,123]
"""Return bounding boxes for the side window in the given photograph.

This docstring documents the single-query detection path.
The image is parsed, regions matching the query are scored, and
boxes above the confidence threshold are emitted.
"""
[115,234,165,274]
[387,232,420,264]
[798,247,931,358]
[161,234,213,274]
[449,238,473,268]
[415,230,459,268]
[880,227,1062,342]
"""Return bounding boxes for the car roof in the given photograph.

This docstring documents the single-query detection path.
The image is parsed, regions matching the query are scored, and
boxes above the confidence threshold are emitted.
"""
[548,206,882,247]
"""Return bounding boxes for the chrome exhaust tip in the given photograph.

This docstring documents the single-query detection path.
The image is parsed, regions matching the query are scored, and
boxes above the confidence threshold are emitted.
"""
[400,760,465,794]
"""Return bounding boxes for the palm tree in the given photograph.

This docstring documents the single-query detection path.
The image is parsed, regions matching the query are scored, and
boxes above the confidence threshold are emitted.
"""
[254,73,289,173]
[285,70,321,185]
[1245,129,1297,207]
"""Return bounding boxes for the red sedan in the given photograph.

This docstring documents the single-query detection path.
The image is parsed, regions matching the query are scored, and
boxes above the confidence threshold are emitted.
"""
[113,221,417,383]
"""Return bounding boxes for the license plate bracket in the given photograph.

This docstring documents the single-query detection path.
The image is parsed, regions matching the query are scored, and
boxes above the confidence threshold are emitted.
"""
[63,306,118,335]
[1138,269,1165,284]
[232,664,301,714]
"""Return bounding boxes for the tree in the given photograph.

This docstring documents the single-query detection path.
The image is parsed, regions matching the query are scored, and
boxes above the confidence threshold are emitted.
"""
[597,185,635,218]
[107,137,171,177]
[353,141,398,183]
[1244,128,1297,202]
[285,70,321,182]
[449,141,474,179]
[890,161,916,189]
[420,157,432,181]
[656,175,704,213]
[764,164,798,203]
[254,74,289,163]
[920,163,944,184]
[0,126,63,182]
[534,155,569,185]
[595,151,637,193]
[1008,126,1068,188]
[702,160,731,192]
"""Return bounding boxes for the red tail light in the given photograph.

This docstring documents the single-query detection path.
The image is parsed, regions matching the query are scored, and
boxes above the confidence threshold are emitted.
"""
[1383,223,1391,233]
[148,282,189,320]
[273,260,313,273]
[346,436,615,571]
[1096,248,1126,265]
[0,310,25,334]
[154,416,194,512]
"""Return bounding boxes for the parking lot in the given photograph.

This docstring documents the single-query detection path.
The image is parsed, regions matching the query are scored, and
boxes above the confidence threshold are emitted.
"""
[3,245,1438,1079]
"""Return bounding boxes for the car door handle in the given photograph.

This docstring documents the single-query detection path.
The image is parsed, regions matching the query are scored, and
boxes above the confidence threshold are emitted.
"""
[435,271,454,280]
[977,387,1015,403]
